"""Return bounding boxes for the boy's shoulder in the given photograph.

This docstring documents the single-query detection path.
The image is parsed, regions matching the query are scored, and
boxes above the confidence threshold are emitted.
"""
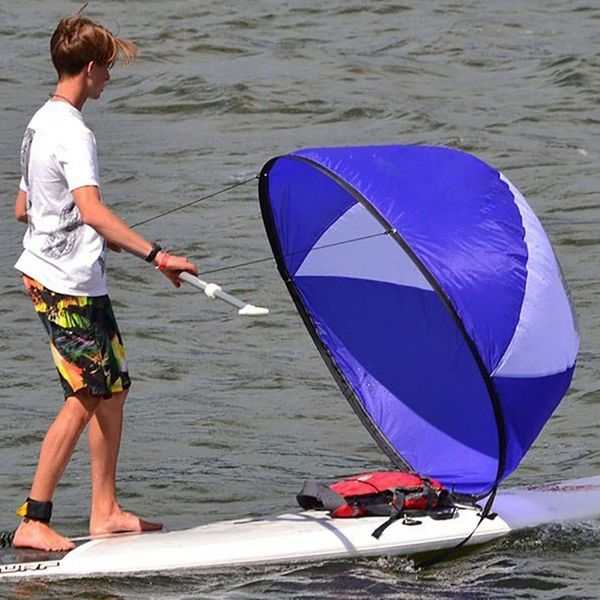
[30,101,86,126]
[28,101,93,141]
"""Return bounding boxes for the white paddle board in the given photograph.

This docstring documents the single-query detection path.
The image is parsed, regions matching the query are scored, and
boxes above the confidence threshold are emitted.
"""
[1,475,599,579]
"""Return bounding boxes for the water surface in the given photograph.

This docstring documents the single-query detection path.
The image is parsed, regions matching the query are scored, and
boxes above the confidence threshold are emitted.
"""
[0,1,599,597]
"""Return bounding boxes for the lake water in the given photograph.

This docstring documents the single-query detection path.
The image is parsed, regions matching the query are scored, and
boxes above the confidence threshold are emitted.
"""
[0,1,599,598]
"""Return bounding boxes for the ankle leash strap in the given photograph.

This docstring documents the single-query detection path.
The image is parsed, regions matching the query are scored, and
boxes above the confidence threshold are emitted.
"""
[16,498,53,523]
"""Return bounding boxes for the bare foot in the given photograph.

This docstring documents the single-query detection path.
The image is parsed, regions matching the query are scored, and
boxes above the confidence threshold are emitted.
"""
[90,510,163,537]
[12,519,75,552]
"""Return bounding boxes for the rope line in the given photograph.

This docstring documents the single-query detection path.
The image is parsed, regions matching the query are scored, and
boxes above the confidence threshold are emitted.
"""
[201,231,391,276]
[131,174,258,229]
[129,174,391,276]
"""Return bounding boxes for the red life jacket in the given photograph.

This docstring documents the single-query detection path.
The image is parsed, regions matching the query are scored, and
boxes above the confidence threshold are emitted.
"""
[297,471,455,538]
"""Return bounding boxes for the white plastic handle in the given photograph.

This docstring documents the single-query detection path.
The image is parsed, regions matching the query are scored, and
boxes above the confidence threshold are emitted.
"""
[178,272,269,316]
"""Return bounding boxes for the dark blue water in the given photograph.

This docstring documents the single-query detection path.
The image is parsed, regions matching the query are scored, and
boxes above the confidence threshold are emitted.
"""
[1,1,599,597]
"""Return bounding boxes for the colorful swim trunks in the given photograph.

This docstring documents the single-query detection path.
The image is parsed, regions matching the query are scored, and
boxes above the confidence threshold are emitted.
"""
[23,275,131,399]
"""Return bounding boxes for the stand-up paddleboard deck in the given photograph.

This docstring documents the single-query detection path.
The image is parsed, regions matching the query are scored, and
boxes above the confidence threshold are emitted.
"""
[2,475,599,579]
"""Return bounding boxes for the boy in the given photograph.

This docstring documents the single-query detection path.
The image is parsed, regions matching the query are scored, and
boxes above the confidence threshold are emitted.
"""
[12,12,198,551]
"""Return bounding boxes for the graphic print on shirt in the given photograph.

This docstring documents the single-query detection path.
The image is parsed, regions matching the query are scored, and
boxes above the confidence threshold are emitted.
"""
[41,201,83,258]
[20,128,35,188]
[99,239,107,275]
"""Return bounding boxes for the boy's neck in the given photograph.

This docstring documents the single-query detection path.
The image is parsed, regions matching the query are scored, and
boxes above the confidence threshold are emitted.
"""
[51,75,87,111]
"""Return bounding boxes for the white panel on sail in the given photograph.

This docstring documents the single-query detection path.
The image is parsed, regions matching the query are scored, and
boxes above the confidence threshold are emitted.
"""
[492,175,579,378]
[296,203,433,292]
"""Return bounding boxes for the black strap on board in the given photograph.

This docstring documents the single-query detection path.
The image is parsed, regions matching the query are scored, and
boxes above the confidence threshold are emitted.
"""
[415,486,498,569]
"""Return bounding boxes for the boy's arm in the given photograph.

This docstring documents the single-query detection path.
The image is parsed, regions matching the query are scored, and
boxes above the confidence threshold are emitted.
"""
[72,185,197,286]
[15,189,28,223]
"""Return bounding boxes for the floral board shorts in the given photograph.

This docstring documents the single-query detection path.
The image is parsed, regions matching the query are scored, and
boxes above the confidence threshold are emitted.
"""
[23,275,131,399]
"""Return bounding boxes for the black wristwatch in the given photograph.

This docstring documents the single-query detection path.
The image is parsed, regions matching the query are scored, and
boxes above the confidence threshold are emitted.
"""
[145,242,162,263]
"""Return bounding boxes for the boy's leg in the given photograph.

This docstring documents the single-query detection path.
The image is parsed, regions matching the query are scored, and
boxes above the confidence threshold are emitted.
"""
[88,390,162,535]
[12,390,101,551]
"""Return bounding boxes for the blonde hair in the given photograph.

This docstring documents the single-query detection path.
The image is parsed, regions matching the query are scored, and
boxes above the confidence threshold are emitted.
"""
[50,15,137,78]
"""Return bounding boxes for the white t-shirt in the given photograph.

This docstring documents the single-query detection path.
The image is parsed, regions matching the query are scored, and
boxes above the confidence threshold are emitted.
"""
[15,100,108,296]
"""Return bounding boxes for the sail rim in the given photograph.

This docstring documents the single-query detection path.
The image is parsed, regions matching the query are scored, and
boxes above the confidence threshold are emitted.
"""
[259,152,510,497]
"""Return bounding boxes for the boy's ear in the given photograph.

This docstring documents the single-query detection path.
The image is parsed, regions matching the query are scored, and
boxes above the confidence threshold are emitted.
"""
[85,61,95,76]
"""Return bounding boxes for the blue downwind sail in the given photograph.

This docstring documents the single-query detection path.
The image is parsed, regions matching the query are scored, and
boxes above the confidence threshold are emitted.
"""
[258,145,579,496]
